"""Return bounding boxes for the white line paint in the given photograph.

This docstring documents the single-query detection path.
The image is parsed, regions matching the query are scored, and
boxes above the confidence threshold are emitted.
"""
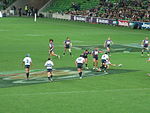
[0,88,150,97]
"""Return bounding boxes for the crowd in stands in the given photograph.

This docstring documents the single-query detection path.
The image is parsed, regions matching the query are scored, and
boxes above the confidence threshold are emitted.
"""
[10,4,38,17]
[66,0,150,22]
[0,0,15,10]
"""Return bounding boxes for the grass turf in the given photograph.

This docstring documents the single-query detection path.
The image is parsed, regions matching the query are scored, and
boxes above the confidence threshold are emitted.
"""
[0,17,150,113]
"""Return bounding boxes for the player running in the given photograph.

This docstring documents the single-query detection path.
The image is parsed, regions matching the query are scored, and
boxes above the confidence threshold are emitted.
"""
[49,39,60,59]
[92,48,103,70]
[104,37,113,55]
[75,55,85,79]
[63,37,72,56]
[141,37,149,56]
[44,58,54,81]
[22,54,32,80]
[82,49,91,69]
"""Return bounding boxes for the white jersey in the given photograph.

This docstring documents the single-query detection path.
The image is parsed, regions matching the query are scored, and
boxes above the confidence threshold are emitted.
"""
[44,60,54,69]
[23,57,32,65]
[76,57,85,64]
[101,54,109,60]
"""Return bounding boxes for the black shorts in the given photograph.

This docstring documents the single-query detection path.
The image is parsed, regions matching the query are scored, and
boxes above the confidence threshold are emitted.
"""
[83,56,88,59]
[143,44,148,48]
[25,65,30,69]
[65,45,70,49]
[93,56,98,60]
[49,49,54,53]
[77,63,83,69]
[47,69,52,72]
[106,44,110,48]
[101,59,106,63]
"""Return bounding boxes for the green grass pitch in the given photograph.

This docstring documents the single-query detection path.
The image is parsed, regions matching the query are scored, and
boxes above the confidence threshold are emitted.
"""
[0,17,150,113]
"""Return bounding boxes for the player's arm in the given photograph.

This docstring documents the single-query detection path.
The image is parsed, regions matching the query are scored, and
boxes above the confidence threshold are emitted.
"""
[111,40,114,45]
[75,60,77,66]
[51,62,54,66]
[70,42,72,48]
[141,40,144,47]
[22,61,25,67]
[99,51,103,53]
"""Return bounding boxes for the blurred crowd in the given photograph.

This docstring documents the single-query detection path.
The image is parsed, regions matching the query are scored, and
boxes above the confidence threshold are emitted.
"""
[66,0,150,22]
[11,4,38,17]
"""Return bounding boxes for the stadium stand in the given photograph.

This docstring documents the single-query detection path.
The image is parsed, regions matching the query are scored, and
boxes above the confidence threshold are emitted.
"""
[43,0,149,22]
[0,0,16,10]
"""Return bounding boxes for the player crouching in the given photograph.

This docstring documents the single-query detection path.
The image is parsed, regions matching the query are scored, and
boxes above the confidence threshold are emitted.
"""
[75,55,85,79]
[97,52,109,73]
[44,58,54,82]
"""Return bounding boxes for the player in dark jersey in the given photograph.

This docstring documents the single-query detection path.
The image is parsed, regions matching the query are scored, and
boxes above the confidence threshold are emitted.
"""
[92,48,103,70]
[141,37,149,56]
[82,49,91,69]
[49,39,60,59]
[104,37,113,55]
[63,37,72,56]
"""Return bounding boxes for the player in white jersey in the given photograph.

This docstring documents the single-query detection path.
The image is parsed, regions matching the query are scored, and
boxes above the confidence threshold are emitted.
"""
[49,39,60,59]
[141,37,149,56]
[104,37,113,55]
[22,54,32,80]
[44,58,54,81]
[99,52,109,72]
[75,55,85,79]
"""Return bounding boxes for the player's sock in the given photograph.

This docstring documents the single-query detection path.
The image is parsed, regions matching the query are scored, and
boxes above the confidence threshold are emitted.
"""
[63,53,65,55]
[79,72,82,77]
[26,73,29,79]
[141,50,144,54]
[70,52,72,55]
[48,77,50,80]
[85,63,87,67]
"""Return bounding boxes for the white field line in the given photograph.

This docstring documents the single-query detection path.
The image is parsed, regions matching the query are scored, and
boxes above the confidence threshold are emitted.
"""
[0,88,150,97]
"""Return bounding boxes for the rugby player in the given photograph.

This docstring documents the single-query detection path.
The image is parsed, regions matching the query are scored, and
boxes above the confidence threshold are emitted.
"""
[22,54,32,80]
[49,39,60,59]
[44,58,54,81]
[75,55,85,79]
[63,37,72,56]
[92,48,103,70]
[99,52,109,72]
[104,37,113,55]
[82,49,91,69]
[141,37,149,56]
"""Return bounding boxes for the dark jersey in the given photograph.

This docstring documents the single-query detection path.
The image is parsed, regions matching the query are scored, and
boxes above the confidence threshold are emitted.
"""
[142,40,149,47]
[105,40,112,47]
[49,43,54,51]
[64,40,71,48]
[83,51,91,58]
[92,50,99,58]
